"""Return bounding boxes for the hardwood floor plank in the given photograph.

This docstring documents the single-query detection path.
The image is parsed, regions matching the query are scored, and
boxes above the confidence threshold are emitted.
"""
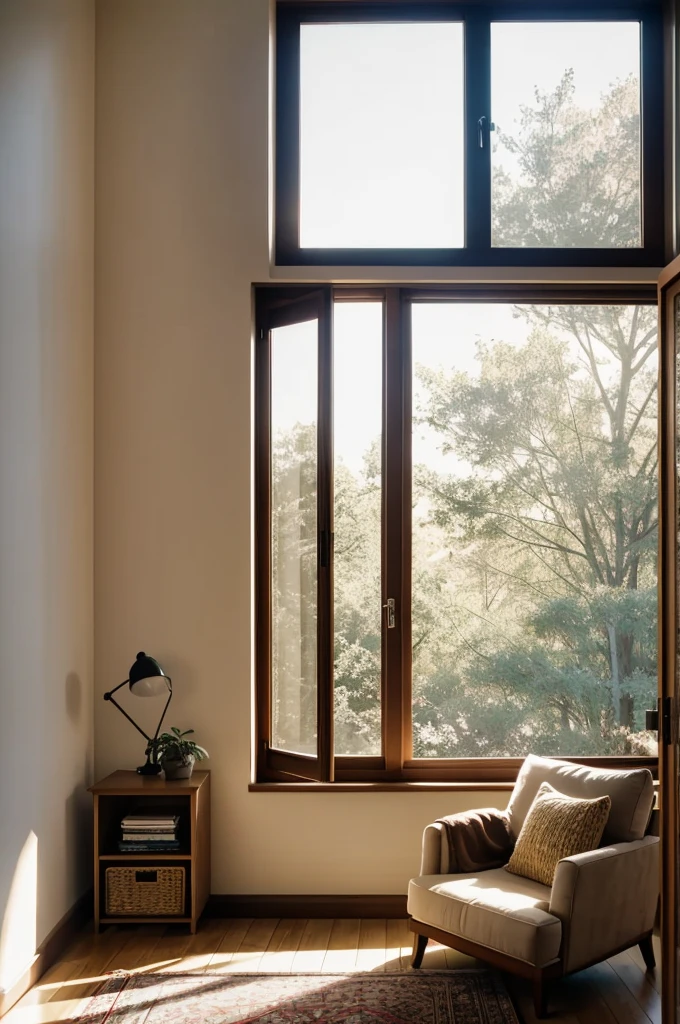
[586,960,653,1024]
[355,919,387,972]
[608,949,661,1024]
[627,940,661,994]
[384,919,411,971]
[213,919,279,974]
[258,918,308,973]
[141,925,194,973]
[173,918,231,973]
[204,918,254,972]
[291,919,334,973]
[105,924,166,973]
[504,975,580,1024]
[322,919,361,973]
[561,970,621,1024]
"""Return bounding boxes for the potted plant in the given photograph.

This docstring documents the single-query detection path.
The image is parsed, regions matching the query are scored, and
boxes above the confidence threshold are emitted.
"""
[149,727,208,779]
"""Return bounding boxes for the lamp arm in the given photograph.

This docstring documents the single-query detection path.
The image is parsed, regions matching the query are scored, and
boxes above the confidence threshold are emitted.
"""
[105,678,132,698]
[152,681,173,743]
[104,691,152,743]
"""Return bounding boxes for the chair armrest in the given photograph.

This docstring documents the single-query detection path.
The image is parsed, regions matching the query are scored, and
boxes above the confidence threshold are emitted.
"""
[549,836,659,973]
[420,822,446,875]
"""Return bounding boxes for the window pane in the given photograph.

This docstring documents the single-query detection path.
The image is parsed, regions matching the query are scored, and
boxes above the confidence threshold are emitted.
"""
[300,23,464,248]
[271,320,318,755]
[334,302,383,755]
[411,303,657,758]
[491,22,641,248]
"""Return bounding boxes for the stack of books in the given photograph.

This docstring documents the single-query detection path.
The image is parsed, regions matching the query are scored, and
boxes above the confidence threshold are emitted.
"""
[118,813,180,852]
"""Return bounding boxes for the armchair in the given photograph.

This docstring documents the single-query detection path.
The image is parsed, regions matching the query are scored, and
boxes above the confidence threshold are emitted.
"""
[407,755,659,1018]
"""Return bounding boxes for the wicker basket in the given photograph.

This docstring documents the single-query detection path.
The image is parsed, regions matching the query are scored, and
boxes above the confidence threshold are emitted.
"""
[105,866,185,916]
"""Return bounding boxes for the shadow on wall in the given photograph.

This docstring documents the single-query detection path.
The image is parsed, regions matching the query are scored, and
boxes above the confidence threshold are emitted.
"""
[0,831,37,994]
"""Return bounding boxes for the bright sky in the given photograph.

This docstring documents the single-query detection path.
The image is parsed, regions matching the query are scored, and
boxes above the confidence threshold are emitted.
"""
[299,20,640,248]
[272,303,538,475]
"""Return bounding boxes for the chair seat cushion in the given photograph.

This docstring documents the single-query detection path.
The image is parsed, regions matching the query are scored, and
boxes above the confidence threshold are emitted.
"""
[407,868,561,968]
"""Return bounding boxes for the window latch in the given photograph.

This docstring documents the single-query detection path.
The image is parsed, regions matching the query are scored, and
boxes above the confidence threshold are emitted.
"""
[478,115,496,149]
[383,597,396,629]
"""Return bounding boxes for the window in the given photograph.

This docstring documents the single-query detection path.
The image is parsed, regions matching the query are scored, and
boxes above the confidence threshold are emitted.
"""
[275,3,664,267]
[255,285,659,783]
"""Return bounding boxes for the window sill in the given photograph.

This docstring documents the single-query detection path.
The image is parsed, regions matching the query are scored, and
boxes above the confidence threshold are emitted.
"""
[249,781,516,793]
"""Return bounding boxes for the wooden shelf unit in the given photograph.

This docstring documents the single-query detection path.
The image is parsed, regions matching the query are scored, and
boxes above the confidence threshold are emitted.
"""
[90,770,210,934]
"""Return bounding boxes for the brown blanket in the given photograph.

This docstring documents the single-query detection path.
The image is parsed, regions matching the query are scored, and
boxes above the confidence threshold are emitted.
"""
[435,808,514,873]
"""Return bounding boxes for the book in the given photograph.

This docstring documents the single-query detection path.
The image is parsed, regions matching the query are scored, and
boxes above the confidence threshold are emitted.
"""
[121,815,179,826]
[117,841,181,852]
[121,833,177,841]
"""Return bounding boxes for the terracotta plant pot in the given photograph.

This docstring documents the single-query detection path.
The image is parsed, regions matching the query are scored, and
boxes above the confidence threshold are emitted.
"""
[162,755,195,780]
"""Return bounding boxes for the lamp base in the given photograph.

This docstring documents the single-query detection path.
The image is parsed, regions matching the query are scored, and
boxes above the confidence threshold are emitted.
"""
[137,761,163,776]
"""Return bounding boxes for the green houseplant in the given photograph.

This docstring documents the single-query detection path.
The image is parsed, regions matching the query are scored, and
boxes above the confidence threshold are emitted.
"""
[149,727,208,780]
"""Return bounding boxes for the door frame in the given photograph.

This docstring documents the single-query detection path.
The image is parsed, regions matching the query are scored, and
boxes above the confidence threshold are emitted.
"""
[658,254,680,1024]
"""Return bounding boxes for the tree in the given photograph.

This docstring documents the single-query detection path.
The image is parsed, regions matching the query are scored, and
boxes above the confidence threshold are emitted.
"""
[414,305,657,756]
[492,70,641,248]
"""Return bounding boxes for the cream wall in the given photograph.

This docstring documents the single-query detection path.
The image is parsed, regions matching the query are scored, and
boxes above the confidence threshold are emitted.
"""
[0,0,94,991]
[94,0,646,896]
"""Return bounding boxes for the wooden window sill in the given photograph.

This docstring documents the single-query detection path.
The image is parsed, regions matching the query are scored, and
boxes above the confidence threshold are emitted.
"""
[249,781,516,792]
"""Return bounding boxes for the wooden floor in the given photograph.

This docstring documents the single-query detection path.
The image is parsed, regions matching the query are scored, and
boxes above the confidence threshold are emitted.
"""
[2,919,661,1024]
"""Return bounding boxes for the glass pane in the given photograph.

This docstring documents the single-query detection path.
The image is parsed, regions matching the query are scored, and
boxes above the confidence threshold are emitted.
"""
[334,302,383,755]
[271,320,318,756]
[412,303,658,758]
[491,22,641,248]
[300,23,464,248]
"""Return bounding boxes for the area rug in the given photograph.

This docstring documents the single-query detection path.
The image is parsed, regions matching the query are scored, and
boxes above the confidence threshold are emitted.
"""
[73,970,520,1024]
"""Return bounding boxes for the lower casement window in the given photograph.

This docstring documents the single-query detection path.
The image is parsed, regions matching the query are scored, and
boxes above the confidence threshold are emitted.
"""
[254,285,659,783]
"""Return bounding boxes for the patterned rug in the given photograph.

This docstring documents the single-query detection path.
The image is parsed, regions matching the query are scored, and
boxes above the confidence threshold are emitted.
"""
[73,970,520,1024]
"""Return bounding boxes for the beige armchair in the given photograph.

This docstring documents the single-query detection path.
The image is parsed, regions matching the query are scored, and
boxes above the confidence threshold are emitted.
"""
[408,755,659,1018]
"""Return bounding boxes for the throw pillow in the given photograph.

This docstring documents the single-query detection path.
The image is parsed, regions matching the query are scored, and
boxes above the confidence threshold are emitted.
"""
[505,781,611,886]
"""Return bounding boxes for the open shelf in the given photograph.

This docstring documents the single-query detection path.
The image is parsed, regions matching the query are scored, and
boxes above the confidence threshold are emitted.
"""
[99,853,192,861]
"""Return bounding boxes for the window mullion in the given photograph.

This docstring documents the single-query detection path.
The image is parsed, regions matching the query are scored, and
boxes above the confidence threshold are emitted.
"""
[383,289,409,770]
[464,11,491,256]
[317,287,334,782]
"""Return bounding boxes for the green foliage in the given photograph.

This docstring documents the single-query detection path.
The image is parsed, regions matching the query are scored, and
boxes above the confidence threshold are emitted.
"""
[149,727,208,767]
[492,70,641,247]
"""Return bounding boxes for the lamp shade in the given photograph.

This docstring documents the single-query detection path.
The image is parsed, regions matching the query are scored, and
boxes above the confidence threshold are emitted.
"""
[128,651,171,697]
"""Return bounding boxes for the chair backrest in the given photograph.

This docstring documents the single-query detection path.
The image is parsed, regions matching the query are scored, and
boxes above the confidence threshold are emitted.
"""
[506,754,654,845]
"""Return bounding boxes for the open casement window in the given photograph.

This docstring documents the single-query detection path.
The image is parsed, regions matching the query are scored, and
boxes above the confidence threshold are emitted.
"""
[274,2,664,268]
[255,284,659,784]
[255,288,334,781]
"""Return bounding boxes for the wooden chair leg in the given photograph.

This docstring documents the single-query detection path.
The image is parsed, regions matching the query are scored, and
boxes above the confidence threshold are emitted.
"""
[532,973,548,1019]
[411,933,428,969]
[639,935,656,971]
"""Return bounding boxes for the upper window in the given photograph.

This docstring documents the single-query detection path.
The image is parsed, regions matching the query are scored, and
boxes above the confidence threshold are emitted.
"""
[275,3,664,267]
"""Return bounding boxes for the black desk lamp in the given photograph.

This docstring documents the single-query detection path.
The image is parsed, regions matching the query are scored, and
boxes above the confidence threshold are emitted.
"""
[103,652,173,775]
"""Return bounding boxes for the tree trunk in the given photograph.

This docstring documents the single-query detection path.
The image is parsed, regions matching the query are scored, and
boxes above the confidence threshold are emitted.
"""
[607,623,622,726]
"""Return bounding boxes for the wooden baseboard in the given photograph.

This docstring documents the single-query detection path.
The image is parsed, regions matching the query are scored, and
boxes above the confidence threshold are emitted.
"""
[0,889,92,1019]
[205,894,407,919]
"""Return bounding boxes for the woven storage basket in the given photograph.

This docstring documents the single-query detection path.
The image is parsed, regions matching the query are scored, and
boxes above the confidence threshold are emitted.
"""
[105,866,185,916]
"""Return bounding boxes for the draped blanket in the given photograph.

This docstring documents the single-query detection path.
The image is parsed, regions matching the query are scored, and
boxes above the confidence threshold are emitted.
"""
[435,808,514,873]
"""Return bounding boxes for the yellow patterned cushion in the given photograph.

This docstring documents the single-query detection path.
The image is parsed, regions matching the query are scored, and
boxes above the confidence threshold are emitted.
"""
[505,781,611,886]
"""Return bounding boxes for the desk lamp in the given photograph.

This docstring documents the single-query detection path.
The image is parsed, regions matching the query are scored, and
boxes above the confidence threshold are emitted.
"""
[103,652,173,775]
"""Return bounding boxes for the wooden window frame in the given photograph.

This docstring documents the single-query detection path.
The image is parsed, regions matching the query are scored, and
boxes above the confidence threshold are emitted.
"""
[255,282,659,784]
[274,0,665,268]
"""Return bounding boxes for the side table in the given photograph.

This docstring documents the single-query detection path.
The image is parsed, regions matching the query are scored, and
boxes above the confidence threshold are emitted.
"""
[89,770,210,933]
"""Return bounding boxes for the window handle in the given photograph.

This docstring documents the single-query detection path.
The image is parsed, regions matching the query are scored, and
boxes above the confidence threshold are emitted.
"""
[478,115,496,149]
[383,597,396,629]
